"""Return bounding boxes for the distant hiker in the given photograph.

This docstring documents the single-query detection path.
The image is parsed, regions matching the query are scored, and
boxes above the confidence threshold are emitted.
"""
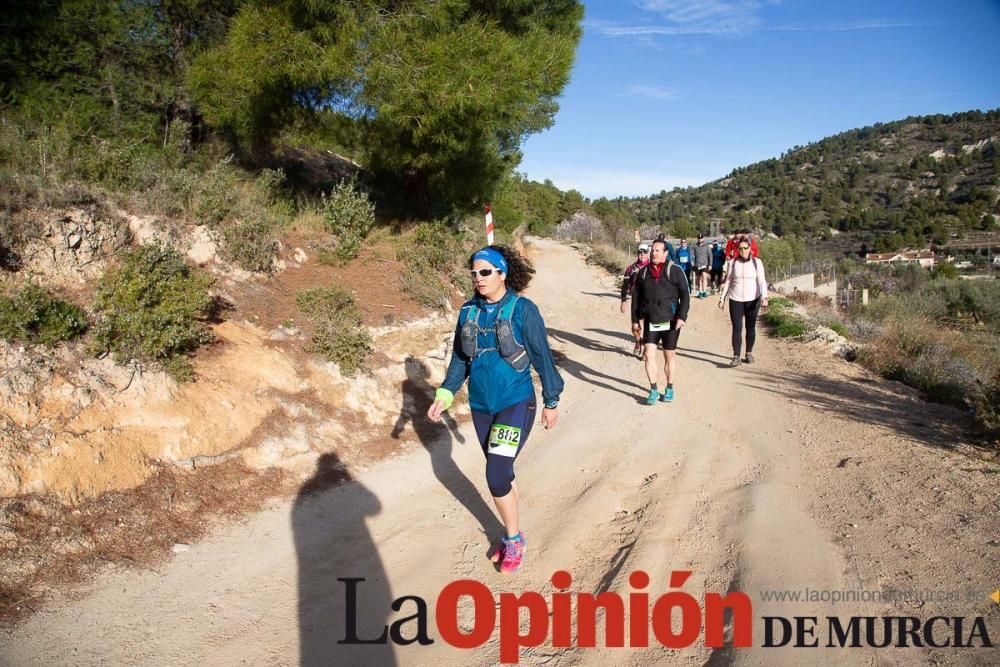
[719,237,769,367]
[631,239,690,404]
[692,233,711,298]
[710,240,726,293]
[427,245,564,574]
[620,243,650,357]
[675,238,692,284]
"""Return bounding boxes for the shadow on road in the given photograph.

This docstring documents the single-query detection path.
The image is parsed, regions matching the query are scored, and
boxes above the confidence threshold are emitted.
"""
[676,345,736,366]
[393,357,502,539]
[547,332,646,400]
[741,370,969,451]
[294,453,396,666]
[552,348,645,398]
[550,327,629,356]
[585,327,634,344]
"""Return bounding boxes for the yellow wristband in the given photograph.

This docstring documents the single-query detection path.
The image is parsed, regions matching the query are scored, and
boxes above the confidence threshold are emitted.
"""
[435,388,454,410]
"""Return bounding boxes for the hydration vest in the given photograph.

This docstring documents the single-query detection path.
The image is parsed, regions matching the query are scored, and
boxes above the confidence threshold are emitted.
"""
[459,296,530,372]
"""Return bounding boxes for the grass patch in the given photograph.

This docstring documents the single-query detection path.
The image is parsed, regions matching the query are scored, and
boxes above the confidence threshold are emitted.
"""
[829,321,850,338]
[0,284,88,346]
[296,284,373,377]
[91,244,214,380]
[763,297,810,337]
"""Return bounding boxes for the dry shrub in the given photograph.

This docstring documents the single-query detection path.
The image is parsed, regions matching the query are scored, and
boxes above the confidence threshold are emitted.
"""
[586,242,629,276]
[858,314,992,412]
[787,290,834,309]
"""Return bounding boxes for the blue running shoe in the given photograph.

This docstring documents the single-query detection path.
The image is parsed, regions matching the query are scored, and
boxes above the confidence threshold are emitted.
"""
[645,388,660,405]
[661,387,675,402]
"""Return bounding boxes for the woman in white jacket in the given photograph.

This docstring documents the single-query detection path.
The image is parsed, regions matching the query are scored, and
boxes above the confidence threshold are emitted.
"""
[718,237,769,367]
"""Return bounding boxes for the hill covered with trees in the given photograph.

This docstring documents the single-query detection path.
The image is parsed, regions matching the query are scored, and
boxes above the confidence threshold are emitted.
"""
[624,110,1000,254]
[1,0,583,218]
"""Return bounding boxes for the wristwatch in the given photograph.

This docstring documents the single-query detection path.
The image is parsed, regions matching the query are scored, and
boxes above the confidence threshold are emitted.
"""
[544,401,559,409]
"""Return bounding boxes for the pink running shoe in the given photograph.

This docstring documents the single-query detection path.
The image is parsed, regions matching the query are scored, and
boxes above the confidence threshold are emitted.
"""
[489,539,505,563]
[500,534,526,574]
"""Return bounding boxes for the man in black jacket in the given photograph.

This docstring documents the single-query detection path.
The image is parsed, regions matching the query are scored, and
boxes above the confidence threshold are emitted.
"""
[631,239,691,405]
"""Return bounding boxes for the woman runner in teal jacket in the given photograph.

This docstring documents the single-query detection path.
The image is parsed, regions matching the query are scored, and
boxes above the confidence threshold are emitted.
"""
[427,245,564,573]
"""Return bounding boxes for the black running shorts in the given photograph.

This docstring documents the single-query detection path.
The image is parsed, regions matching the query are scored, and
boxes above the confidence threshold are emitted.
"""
[642,320,681,350]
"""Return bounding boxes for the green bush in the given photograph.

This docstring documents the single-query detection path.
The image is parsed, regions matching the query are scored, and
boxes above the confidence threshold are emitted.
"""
[931,262,959,280]
[763,297,809,337]
[145,167,200,217]
[194,157,241,227]
[322,179,375,262]
[296,284,372,376]
[92,244,214,380]
[256,167,286,201]
[221,218,276,273]
[398,222,465,308]
[774,317,808,337]
[829,321,850,338]
[0,284,88,346]
[316,246,339,267]
[76,137,152,188]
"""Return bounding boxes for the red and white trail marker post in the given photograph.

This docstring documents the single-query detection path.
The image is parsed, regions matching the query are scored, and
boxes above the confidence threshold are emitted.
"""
[485,203,494,246]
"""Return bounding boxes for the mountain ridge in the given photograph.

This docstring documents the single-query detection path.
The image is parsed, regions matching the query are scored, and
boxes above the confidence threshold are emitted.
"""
[619,109,1000,255]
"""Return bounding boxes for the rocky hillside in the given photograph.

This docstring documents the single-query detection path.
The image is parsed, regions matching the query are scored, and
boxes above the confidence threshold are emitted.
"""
[0,199,477,623]
[1,207,462,502]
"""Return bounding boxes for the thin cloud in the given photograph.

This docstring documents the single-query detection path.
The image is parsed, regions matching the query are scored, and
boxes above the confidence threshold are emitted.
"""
[592,1,926,39]
[594,20,924,38]
[620,85,678,100]
[769,20,928,32]
[637,0,761,28]
[595,23,745,36]
[632,0,762,33]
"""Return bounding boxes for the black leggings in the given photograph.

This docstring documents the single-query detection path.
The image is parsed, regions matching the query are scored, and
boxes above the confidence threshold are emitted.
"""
[471,399,536,498]
[728,298,761,356]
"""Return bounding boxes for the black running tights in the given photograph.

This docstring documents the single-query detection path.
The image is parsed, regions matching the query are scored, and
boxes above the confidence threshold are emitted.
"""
[728,298,761,356]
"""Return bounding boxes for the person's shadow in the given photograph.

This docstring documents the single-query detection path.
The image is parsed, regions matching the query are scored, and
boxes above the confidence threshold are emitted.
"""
[294,453,396,666]
[393,356,502,539]
[547,329,646,399]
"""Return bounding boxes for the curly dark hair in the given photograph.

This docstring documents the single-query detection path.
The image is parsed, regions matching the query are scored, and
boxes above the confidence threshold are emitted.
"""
[469,244,535,293]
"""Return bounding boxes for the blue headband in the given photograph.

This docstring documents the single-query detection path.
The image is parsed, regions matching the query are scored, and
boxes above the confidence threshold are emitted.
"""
[471,248,508,274]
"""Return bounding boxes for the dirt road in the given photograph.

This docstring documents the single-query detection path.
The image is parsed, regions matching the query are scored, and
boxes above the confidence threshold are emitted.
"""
[3,238,997,665]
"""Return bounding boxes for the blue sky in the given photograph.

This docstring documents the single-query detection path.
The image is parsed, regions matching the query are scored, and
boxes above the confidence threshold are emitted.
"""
[517,0,1000,199]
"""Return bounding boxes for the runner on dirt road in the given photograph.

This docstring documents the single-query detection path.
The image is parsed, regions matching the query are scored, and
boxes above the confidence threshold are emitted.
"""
[427,245,564,574]
[620,242,650,358]
[631,238,691,405]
